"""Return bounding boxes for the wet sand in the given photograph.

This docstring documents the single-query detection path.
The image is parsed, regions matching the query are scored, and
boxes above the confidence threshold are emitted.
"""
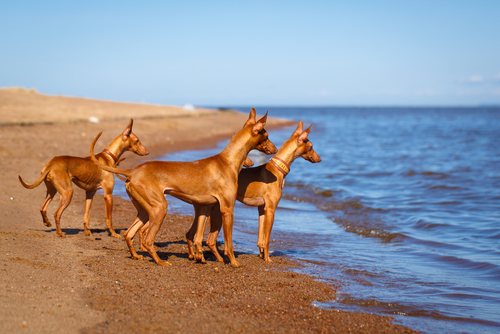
[0,88,416,333]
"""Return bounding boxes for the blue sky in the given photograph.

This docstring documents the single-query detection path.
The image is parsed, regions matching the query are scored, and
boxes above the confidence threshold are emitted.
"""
[1,1,499,106]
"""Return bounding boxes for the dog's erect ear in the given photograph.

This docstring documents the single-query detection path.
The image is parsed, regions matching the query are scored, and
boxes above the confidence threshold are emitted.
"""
[297,124,312,145]
[257,111,268,126]
[252,111,267,135]
[252,121,264,135]
[292,121,303,137]
[122,118,134,140]
[244,108,257,127]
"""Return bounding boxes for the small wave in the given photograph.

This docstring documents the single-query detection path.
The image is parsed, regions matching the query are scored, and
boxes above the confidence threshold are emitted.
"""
[344,268,383,278]
[332,295,441,318]
[410,219,449,231]
[319,198,387,214]
[316,189,334,198]
[403,170,451,179]
[333,217,401,242]
[429,185,463,190]
[282,186,387,214]
[436,255,500,277]
[435,200,462,205]
[329,296,500,326]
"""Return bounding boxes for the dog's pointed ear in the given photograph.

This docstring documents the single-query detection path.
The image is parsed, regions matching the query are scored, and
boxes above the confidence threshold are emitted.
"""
[292,121,303,137]
[244,108,257,127]
[257,111,268,126]
[252,111,267,135]
[297,124,312,145]
[252,121,264,135]
[122,118,133,139]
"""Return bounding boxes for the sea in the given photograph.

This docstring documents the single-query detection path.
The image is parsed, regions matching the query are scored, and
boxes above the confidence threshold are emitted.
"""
[115,107,500,333]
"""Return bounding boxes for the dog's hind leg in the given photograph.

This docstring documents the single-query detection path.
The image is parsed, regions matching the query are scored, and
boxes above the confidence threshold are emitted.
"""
[40,181,57,227]
[47,171,74,237]
[142,197,170,266]
[124,196,149,260]
[125,217,147,260]
[53,187,73,237]
[138,222,149,251]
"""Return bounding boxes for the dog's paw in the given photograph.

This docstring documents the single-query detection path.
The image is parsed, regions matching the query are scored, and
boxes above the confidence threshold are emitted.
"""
[230,260,241,267]
[157,260,172,266]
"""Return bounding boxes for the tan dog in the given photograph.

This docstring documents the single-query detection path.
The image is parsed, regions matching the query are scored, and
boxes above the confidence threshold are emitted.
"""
[90,108,277,266]
[133,153,262,252]
[19,119,149,237]
[206,121,321,262]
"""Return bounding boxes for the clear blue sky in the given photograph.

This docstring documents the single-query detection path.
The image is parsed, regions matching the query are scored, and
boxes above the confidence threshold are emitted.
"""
[1,1,499,106]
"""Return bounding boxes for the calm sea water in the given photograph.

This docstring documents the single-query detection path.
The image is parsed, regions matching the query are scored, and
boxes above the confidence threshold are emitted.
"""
[116,107,500,333]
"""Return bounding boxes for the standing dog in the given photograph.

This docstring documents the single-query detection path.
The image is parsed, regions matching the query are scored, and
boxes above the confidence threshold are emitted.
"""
[19,119,149,237]
[90,108,276,266]
[206,121,321,262]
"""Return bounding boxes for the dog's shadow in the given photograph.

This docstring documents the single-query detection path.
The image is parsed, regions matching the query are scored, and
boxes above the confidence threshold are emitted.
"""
[137,240,250,264]
[40,227,127,237]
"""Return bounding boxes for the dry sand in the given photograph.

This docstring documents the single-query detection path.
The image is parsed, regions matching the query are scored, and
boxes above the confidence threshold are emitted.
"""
[0,88,416,333]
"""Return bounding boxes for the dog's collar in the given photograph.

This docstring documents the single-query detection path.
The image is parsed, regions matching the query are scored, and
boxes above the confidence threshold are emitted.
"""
[102,149,119,163]
[270,156,290,176]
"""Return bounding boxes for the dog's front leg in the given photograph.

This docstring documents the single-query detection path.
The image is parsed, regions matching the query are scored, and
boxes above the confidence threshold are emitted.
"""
[83,190,96,236]
[220,204,239,267]
[257,205,266,259]
[261,205,276,262]
[207,205,224,262]
[103,183,120,238]
[186,204,203,260]
[193,205,212,264]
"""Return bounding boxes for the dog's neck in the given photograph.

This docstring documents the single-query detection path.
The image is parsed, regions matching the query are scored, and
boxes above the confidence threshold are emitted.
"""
[270,156,290,176]
[102,149,118,163]
[219,130,258,172]
[102,135,128,164]
[268,140,299,177]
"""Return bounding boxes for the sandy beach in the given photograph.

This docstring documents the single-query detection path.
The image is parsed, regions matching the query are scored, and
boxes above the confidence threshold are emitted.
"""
[0,88,416,333]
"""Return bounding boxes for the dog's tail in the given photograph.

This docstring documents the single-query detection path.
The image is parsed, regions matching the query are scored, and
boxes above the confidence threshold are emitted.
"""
[115,173,128,181]
[18,169,50,189]
[90,132,132,179]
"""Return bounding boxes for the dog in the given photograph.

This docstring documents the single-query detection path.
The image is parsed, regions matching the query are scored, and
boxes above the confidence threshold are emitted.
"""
[205,121,321,262]
[89,108,277,266]
[19,119,149,237]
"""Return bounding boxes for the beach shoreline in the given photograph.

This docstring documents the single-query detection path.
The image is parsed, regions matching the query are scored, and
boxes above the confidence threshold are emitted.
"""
[0,89,416,333]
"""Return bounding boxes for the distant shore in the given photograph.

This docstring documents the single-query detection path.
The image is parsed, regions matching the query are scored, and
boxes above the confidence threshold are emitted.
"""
[0,88,416,333]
